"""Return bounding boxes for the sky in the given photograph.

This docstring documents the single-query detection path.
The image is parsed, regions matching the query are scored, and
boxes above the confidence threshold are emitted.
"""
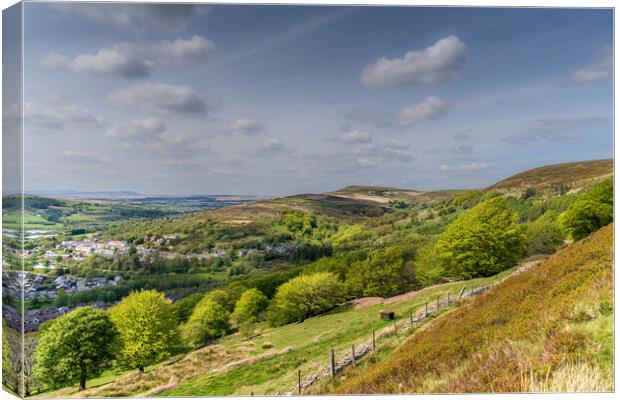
[12,3,614,195]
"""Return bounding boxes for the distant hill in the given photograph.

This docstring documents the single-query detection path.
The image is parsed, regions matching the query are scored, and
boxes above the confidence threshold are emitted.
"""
[334,223,613,394]
[489,159,612,191]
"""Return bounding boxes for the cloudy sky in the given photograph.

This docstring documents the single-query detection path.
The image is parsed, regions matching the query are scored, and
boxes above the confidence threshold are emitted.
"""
[18,4,613,195]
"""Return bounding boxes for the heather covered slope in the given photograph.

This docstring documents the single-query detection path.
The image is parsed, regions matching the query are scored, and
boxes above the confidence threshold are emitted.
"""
[489,159,612,192]
[333,224,613,394]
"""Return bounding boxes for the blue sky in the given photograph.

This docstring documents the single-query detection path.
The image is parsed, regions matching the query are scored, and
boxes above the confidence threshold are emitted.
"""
[17,4,613,195]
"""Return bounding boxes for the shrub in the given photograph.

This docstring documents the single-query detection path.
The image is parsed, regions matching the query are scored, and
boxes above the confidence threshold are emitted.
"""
[267,272,344,326]
[231,288,269,324]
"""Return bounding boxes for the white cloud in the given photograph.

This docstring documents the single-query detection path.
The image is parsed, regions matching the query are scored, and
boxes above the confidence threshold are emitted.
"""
[398,96,449,127]
[361,35,466,87]
[43,36,214,78]
[62,150,109,164]
[453,130,470,141]
[440,162,494,172]
[342,130,372,143]
[52,3,209,33]
[106,118,166,144]
[573,48,612,83]
[254,137,291,157]
[354,139,413,164]
[107,83,207,114]
[227,119,265,135]
[24,103,103,130]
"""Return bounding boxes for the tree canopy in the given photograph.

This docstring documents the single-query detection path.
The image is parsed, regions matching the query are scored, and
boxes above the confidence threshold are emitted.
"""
[267,272,344,326]
[435,196,526,278]
[560,179,613,240]
[34,307,117,391]
[182,298,230,347]
[231,288,269,324]
[109,290,179,372]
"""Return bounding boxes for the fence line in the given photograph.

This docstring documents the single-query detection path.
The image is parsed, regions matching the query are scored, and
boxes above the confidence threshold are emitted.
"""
[282,281,495,395]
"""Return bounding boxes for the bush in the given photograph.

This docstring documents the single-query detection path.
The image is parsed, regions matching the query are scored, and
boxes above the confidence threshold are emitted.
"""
[267,272,344,326]
[182,298,230,347]
[231,288,269,324]
[560,179,613,240]
[435,196,526,278]
[109,290,179,372]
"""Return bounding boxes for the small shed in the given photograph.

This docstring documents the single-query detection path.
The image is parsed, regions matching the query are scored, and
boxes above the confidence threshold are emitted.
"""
[380,310,395,320]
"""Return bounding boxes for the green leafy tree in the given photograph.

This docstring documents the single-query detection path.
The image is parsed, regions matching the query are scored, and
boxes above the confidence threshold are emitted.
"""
[525,211,564,255]
[267,272,344,326]
[346,246,416,297]
[182,298,230,347]
[435,196,526,278]
[560,179,613,240]
[34,307,117,391]
[231,288,269,324]
[54,288,68,307]
[109,290,179,372]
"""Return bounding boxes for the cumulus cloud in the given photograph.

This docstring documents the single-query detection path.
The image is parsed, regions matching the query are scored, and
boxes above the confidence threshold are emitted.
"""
[107,83,207,114]
[504,117,603,144]
[439,162,494,172]
[43,36,214,78]
[106,118,166,144]
[62,150,109,164]
[52,3,209,33]
[573,47,612,83]
[106,118,204,154]
[24,103,103,130]
[353,139,413,165]
[361,35,466,88]
[398,96,449,127]
[253,137,291,157]
[342,130,372,143]
[226,119,265,135]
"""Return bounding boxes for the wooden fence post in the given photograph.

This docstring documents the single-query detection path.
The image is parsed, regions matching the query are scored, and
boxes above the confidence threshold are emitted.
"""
[393,320,397,333]
[447,292,451,304]
[372,330,376,350]
[424,302,428,317]
[436,295,440,309]
[351,344,356,366]
[458,285,465,299]
[298,369,301,394]
[330,349,335,378]
[409,312,413,327]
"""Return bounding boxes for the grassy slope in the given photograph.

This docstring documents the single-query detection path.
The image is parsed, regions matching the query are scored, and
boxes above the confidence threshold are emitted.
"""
[489,159,612,191]
[39,272,510,398]
[333,224,613,394]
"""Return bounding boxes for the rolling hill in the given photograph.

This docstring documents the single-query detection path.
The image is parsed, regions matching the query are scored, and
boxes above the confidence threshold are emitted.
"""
[332,223,613,394]
[489,159,612,192]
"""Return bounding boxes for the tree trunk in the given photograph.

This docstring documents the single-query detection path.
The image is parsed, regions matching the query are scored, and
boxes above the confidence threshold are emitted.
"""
[138,365,145,373]
[79,375,87,391]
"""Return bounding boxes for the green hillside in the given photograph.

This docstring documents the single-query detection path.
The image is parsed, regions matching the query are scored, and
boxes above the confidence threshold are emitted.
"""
[333,224,613,394]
